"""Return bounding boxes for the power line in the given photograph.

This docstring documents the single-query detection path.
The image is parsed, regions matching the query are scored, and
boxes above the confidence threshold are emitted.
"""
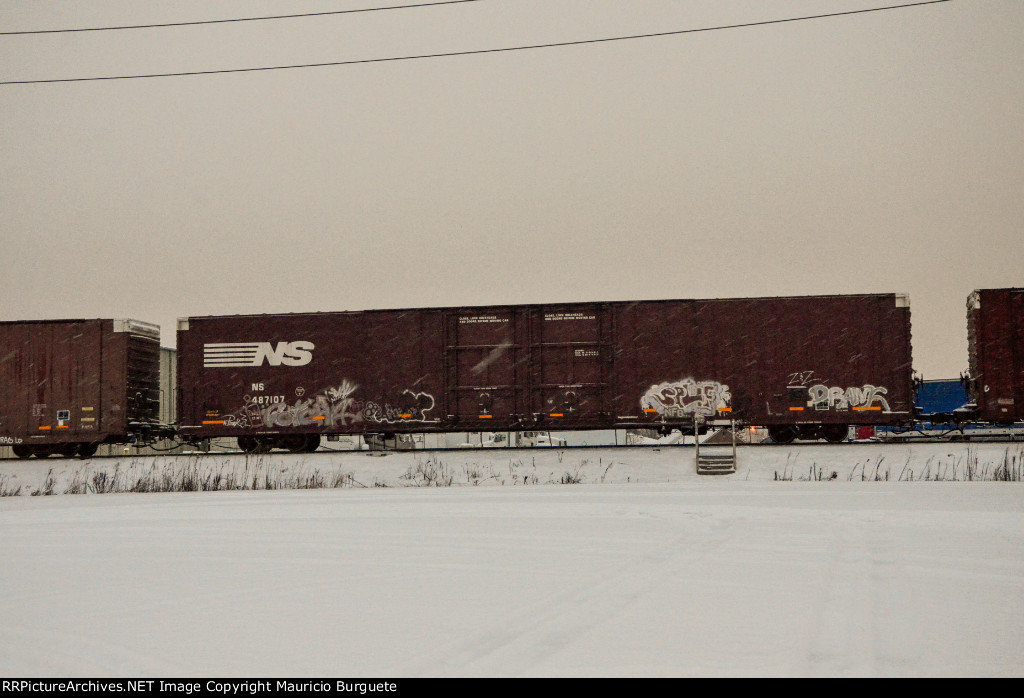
[0,0,485,35]
[0,1,953,86]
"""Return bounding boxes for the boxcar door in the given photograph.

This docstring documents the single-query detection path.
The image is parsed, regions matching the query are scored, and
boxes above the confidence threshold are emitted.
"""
[528,304,612,428]
[445,309,522,429]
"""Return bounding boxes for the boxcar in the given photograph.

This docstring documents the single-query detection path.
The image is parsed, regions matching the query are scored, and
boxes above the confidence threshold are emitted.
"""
[0,319,162,458]
[967,288,1023,423]
[177,293,914,451]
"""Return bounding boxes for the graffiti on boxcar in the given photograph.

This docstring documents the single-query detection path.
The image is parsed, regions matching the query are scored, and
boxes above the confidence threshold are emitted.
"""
[641,378,731,418]
[806,384,891,412]
[261,394,365,428]
[363,390,437,424]
[326,380,359,404]
[786,371,818,386]
[228,379,364,428]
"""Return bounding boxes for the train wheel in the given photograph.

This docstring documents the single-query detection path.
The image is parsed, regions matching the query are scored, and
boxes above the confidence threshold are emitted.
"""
[11,445,32,459]
[281,435,307,453]
[32,446,55,458]
[238,435,262,454]
[77,443,98,459]
[57,443,79,458]
[767,425,797,445]
[821,424,849,444]
[303,435,321,453]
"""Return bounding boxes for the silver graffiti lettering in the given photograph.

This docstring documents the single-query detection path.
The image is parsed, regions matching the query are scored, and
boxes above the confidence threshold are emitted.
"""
[807,384,890,412]
[227,379,364,429]
[641,378,731,418]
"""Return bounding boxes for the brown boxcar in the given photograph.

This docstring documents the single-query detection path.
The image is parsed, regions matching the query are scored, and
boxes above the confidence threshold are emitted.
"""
[967,288,1023,423]
[177,293,914,450]
[0,319,162,458]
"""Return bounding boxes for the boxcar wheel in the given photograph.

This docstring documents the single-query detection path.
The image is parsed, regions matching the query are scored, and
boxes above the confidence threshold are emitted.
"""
[281,435,307,453]
[237,435,261,454]
[821,424,849,444]
[767,425,797,445]
[77,443,98,459]
[58,443,79,458]
[303,435,321,453]
[12,445,32,459]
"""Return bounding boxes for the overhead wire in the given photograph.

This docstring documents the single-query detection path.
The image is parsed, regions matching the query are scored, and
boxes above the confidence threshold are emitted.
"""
[0,1,953,85]
[0,0,486,35]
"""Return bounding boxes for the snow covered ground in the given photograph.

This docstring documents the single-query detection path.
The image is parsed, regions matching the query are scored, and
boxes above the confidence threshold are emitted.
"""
[1,442,1022,677]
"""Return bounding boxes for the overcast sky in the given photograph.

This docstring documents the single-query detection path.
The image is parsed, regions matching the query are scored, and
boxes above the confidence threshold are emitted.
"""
[1,0,1020,378]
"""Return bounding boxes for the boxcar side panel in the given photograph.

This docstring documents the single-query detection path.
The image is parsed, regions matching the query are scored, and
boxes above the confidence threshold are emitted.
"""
[0,321,106,446]
[177,311,449,439]
[616,295,913,429]
[969,288,1023,423]
[0,319,160,453]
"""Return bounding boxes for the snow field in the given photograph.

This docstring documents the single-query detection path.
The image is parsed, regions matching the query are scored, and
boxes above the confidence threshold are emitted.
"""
[1,442,1022,677]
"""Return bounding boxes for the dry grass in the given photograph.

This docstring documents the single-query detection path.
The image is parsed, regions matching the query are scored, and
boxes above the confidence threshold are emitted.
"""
[3,455,357,496]
[400,455,454,487]
[776,446,1024,482]
[0,474,22,497]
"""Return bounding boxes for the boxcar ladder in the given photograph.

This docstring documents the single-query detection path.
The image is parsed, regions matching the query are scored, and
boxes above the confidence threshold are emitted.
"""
[695,417,738,475]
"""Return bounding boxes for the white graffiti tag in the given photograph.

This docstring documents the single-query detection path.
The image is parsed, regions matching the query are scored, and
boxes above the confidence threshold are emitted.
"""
[807,384,891,412]
[326,380,358,403]
[363,390,437,424]
[641,378,731,418]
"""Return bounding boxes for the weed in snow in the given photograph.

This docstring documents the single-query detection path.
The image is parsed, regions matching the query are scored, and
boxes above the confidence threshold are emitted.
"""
[401,455,454,487]
[0,474,22,497]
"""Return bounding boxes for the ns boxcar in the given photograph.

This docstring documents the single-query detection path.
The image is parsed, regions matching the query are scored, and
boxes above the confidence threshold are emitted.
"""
[176,293,914,451]
[0,319,162,458]
[967,288,1023,424]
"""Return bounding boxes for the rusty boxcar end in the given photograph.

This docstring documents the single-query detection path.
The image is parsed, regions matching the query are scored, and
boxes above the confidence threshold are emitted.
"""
[0,319,162,458]
[176,293,914,452]
[967,288,1024,424]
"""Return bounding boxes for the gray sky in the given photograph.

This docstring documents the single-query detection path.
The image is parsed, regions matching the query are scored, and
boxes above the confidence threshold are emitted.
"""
[1,0,1021,379]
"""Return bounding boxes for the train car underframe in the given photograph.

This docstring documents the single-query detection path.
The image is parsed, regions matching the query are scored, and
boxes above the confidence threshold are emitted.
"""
[210,417,868,453]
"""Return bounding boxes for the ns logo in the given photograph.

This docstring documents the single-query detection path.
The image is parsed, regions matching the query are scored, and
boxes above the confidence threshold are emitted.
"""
[203,341,315,368]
